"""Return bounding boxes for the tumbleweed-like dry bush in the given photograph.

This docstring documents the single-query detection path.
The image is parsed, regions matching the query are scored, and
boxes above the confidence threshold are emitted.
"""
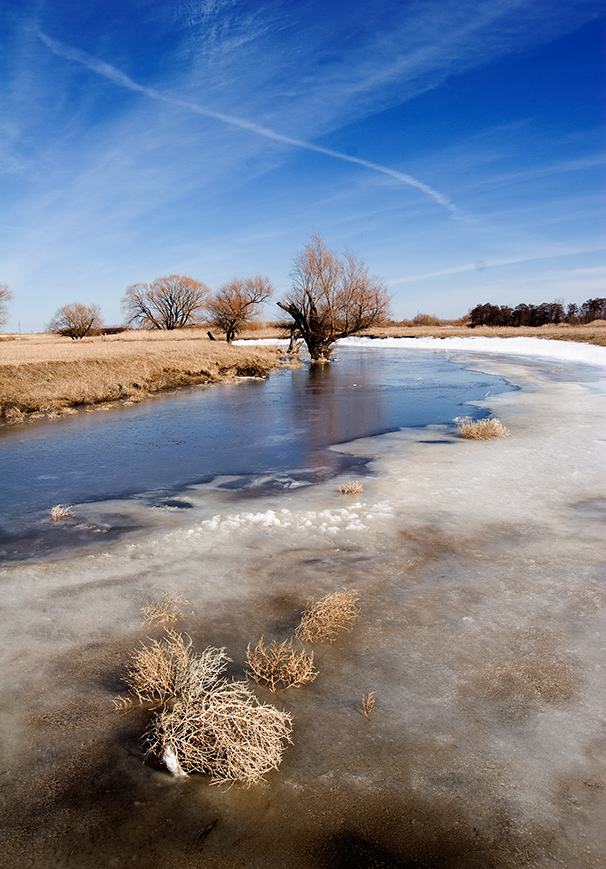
[118,629,292,784]
[50,504,75,521]
[141,592,189,626]
[120,630,194,708]
[245,637,318,692]
[147,679,293,784]
[120,631,230,708]
[296,590,361,644]
[337,480,364,495]
[457,417,510,440]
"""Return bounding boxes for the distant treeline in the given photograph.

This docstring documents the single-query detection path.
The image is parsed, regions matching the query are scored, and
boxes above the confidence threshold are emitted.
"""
[469,297,606,328]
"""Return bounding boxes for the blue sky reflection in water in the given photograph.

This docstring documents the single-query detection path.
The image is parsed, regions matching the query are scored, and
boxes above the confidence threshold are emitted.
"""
[0,349,515,548]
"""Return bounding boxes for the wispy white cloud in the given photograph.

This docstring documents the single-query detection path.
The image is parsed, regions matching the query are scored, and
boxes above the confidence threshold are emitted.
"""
[36,28,457,212]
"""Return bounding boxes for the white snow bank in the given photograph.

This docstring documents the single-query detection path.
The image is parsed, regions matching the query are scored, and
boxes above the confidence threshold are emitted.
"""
[235,335,606,368]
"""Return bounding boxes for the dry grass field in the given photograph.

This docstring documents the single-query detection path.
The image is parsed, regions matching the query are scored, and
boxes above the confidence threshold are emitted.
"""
[0,329,285,421]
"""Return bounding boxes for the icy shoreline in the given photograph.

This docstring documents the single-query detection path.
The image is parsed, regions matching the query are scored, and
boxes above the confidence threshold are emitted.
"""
[1,345,604,868]
[238,333,606,368]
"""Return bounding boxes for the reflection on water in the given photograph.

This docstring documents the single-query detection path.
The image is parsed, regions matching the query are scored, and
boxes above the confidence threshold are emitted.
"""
[0,348,514,549]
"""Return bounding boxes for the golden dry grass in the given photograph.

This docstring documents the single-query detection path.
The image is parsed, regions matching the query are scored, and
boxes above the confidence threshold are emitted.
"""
[141,592,189,626]
[296,590,361,644]
[0,329,283,419]
[245,637,318,693]
[457,417,510,440]
[337,480,364,495]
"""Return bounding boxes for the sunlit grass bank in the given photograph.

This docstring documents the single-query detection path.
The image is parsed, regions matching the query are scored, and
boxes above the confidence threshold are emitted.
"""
[0,329,284,421]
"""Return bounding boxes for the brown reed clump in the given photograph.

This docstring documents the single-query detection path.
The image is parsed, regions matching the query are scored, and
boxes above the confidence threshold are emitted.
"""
[362,691,376,717]
[142,592,189,626]
[337,480,364,495]
[147,679,293,785]
[50,504,75,521]
[245,637,318,693]
[457,417,510,440]
[296,590,361,644]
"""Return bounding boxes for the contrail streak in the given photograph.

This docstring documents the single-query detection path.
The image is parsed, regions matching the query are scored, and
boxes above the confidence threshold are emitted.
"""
[37,29,456,213]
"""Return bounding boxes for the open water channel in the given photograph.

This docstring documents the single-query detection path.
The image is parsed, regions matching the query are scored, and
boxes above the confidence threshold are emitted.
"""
[0,347,515,561]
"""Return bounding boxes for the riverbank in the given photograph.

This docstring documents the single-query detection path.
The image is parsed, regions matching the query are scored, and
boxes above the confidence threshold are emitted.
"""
[2,322,604,423]
[0,343,604,867]
[234,322,606,346]
[0,330,285,422]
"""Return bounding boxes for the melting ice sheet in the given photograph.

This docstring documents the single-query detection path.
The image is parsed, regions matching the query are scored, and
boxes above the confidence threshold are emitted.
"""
[0,339,605,868]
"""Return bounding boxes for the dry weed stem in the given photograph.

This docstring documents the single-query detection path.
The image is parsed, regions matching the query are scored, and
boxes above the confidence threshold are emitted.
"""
[362,691,376,717]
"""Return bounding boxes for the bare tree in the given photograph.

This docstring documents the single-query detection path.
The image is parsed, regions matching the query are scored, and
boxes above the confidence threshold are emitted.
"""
[48,303,103,339]
[277,233,390,361]
[206,276,274,342]
[0,283,13,327]
[122,275,210,330]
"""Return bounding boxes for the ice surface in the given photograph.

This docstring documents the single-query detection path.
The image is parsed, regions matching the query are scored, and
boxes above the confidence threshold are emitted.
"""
[0,341,604,868]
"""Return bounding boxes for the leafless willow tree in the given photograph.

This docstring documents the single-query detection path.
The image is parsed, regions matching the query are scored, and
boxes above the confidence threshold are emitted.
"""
[47,302,103,339]
[0,283,13,327]
[277,233,390,361]
[122,275,210,330]
[206,276,274,342]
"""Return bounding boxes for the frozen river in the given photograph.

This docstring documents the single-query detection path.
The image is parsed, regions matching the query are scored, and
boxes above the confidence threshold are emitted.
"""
[0,338,604,868]
[0,346,514,561]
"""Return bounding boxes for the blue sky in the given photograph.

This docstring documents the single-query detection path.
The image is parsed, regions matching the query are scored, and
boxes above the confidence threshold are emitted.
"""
[1,0,604,331]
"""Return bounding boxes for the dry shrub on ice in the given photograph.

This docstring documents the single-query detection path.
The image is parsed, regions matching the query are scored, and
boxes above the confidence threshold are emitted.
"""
[50,504,75,521]
[118,629,292,785]
[141,592,189,626]
[246,637,318,693]
[337,479,364,495]
[296,590,361,644]
[148,679,292,784]
[457,417,510,440]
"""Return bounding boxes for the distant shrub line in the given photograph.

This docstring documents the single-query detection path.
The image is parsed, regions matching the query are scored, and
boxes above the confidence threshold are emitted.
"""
[468,297,606,328]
